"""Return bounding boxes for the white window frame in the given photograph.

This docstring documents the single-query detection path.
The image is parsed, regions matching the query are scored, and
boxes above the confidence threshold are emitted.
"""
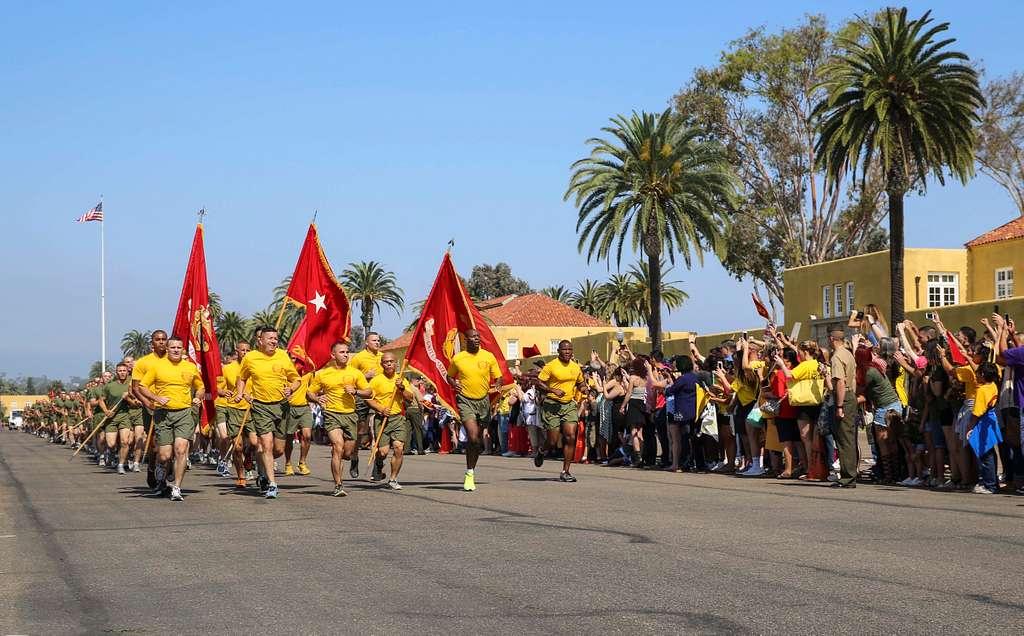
[834,284,844,317]
[846,282,855,314]
[822,286,831,318]
[549,339,560,355]
[995,267,1014,300]
[506,339,519,359]
[927,272,959,307]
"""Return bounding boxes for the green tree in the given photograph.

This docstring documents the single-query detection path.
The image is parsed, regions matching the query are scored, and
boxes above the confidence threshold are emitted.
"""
[814,8,983,323]
[341,261,404,334]
[120,329,151,359]
[597,274,643,327]
[249,309,278,339]
[216,311,249,354]
[267,275,304,343]
[673,15,889,302]
[539,285,571,303]
[569,279,609,321]
[567,109,737,349]
[976,71,1024,214]
[26,377,36,395]
[465,263,532,300]
[625,261,688,330]
[207,291,223,322]
[88,361,113,379]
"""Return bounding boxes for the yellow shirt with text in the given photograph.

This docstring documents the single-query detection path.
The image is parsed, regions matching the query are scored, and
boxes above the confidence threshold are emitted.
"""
[289,373,313,407]
[368,373,410,416]
[308,365,369,413]
[447,349,501,400]
[350,349,383,378]
[238,349,299,403]
[217,361,249,410]
[132,352,166,389]
[538,359,584,404]
[141,357,204,410]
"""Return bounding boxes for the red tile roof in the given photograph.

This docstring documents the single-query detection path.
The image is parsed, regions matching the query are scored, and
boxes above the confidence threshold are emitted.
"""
[965,216,1024,247]
[382,293,610,350]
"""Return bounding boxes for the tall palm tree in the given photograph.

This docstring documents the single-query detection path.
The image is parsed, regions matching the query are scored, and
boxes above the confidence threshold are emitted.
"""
[207,291,223,322]
[625,261,688,332]
[598,274,643,328]
[249,309,278,343]
[120,330,151,359]
[341,261,404,334]
[570,279,608,321]
[539,285,572,303]
[567,109,737,349]
[813,8,983,324]
[216,311,248,354]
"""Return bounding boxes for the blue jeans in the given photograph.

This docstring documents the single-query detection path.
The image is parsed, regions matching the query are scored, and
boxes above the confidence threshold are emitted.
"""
[497,413,510,453]
[978,447,998,492]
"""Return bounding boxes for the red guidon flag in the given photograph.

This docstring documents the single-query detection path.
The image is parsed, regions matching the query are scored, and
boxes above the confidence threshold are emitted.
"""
[281,224,351,373]
[404,252,513,416]
[171,223,223,423]
[751,292,771,321]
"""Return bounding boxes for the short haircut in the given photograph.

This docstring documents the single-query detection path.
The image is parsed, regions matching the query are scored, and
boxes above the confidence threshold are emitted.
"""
[367,331,380,338]
[559,339,572,347]
[958,326,977,344]
[674,355,692,373]
[977,361,1000,384]
[258,325,276,335]
[152,329,167,338]
[331,340,349,351]
[116,362,128,369]
[167,335,184,345]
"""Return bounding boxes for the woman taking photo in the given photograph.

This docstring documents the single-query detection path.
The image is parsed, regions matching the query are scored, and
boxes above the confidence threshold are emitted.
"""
[856,345,903,484]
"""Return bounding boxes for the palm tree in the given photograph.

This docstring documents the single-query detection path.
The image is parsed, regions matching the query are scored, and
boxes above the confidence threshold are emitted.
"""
[341,261,404,334]
[249,309,278,342]
[120,330,151,359]
[567,109,737,349]
[539,285,571,303]
[570,279,608,321]
[207,291,223,322]
[813,8,983,324]
[626,261,688,332]
[216,311,248,354]
[598,274,643,327]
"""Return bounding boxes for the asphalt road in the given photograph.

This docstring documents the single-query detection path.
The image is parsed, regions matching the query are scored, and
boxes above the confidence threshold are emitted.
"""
[2,430,1023,635]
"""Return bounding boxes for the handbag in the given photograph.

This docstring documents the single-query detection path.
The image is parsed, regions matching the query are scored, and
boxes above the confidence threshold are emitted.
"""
[760,397,782,417]
[787,372,824,406]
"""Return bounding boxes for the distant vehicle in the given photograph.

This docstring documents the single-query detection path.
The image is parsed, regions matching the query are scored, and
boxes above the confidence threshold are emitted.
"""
[8,409,23,429]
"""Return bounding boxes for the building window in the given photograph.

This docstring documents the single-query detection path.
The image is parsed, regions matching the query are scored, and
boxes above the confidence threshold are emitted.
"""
[834,284,844,317]
[506,339,519,359]
[549,339,560,355]
[996,267,1014,300]
[927,272,959,307]
[822,286,831,318]
[846,282,855,314]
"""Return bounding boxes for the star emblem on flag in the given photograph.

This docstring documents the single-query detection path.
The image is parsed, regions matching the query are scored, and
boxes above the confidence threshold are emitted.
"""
[309,290,327,313]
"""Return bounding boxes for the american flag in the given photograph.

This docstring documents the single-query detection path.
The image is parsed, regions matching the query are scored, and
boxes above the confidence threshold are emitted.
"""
[76,202,103,223]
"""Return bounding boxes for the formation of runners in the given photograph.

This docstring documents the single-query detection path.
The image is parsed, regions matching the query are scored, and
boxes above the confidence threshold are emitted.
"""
[18,328,589,500]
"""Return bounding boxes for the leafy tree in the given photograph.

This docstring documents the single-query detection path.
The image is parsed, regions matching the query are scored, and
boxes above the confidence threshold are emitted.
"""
[207,291,223,322]
[26,377,36,395]
[465,263,532,300]
[814,8,983,323]
[976,71,1024,214]
[268,275,304,340]
[341,261,404,334]
[216,311,249,355]
[625,261,688,327]
[88,361,113,379]
[249,309,278,337]
[569,279,608,321]
[120,329,151,359]
[597,273,643,327]
[349,325,365,352]
[539,285,571,303]
[674,14,888,302]
[567,109,736,350]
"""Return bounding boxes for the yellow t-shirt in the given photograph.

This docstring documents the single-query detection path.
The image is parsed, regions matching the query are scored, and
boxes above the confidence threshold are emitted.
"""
[731,360,765,406]
[141,357,204,410]
[895,367,909,407]
[289,373,313,407]
[308,365,370,413]
[538,359,584,404]
[447,349,501,400]
[350,349,383,378]
[131,352,166,389]
[238,348,299,403]
[955,366,977,400]
[972,382,998,417]
[368,373,410,415]
[791,360,819,381]
[217,361,248,410]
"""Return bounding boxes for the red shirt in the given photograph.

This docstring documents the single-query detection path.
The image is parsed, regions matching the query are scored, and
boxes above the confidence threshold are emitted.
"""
[771,369,797,419]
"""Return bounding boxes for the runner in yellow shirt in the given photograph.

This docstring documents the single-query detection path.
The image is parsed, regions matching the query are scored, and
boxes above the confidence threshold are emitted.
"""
[217,343,255,486]
[281,356,314,476]
[445,329,502,491]
[234,326,300,499]
[535,340,587,482]
[131,330,168,487]
[348,331,383,478]
[367,352,413,489]
[307,341,372,496]
[136,336,206,501]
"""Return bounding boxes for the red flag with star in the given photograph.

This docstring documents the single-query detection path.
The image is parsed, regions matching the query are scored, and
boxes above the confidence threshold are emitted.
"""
[281,224,351,373]
[403,252,513,416]
[171,223,223,423]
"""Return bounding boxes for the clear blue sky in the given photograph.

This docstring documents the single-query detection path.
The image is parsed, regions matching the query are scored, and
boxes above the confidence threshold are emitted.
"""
[3,1,1021,379]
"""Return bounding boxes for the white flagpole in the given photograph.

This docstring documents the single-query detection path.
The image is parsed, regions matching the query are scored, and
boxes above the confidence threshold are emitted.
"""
[100,195,106,373]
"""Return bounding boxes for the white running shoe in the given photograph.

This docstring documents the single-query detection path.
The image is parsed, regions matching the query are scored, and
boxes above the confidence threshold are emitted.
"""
[98,456,106,467]
[972,484,996,495]
[906,477,923,487]
[169,486,183,501]
[387,480,402,490]
[117,464,125,475]
[133,462,141,473]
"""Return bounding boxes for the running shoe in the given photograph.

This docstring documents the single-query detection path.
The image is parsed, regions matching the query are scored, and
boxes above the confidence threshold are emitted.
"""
[265,483,279,499]
[332,485,347,497]
[244,469,256,481]
[370,460,385,482]
[533,451,544,468]
[559,472,577,482]
[349,458,359,479]
[387,480,402,490]
[117,464,125,475]
[463,471,476,492]
[297,462,311,476]
[257,475,269,494]
[169,486,183,501]
[133,462,141,473]
[98,456,106,467]
[972,484,996,495]
[284,463,295,476]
